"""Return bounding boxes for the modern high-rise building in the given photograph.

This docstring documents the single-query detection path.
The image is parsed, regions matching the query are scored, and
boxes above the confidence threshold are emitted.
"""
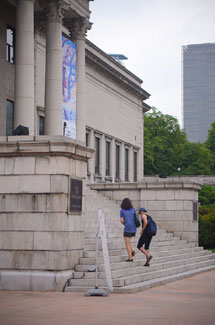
[182,43,215,142]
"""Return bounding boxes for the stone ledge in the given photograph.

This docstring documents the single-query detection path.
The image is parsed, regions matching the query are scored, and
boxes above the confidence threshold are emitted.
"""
[0,136,94,160]
[89,179,201,191]
[0,269,74,291]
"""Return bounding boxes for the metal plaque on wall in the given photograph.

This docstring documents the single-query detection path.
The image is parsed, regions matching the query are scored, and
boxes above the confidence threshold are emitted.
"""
[193,201,198,221]
[70,178,82,212]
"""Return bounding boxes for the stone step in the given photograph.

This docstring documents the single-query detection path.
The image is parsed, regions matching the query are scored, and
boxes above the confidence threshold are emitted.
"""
[82,242,195,258]
[84,232,175,245]
[84,238,184,251]
[67,259,215,288]
[65,265,215,293]
[75,250,211,272]
[73,253,215,280]
[84,227,169,238]
[80,246,203,265]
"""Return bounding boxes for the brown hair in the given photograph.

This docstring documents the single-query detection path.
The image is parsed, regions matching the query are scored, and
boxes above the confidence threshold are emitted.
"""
[120,198,133,210]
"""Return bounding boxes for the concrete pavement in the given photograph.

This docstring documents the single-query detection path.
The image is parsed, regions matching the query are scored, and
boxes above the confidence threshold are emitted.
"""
[0,270,214,325]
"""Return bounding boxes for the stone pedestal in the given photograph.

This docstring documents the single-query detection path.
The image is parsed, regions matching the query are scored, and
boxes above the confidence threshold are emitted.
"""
[0,136,93,291]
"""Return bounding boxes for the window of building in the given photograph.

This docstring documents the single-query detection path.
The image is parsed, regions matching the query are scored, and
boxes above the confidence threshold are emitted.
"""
[86,132,89,147]
[115,144,120,180]
[106,141,111,176]
[133,151,137,182]
[39,116,44,135]
[95,136,100,175]
[125,148,129,181]
[6,26,15,63]
[6,100,14,136]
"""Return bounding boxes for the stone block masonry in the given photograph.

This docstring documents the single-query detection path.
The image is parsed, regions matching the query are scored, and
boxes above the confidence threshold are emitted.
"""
[0,136,93,291]
[90,177,201,245]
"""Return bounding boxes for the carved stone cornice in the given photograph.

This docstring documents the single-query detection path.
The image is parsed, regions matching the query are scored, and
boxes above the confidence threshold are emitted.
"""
[142,102,151,113]
[64,17,92,40]
[86,48,151,101]
[39,0,70,23]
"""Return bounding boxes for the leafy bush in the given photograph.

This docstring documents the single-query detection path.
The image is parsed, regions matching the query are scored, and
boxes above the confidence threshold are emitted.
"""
[199,185,215,205]
[198,186,215,248]
[199,208,215,248]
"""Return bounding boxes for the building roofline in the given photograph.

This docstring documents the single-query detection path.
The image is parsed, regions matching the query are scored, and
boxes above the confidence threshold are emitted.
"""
[86,38,143,84]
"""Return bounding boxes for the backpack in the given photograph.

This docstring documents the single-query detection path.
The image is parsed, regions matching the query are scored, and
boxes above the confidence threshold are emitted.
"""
[146,215,157,236]
[134,212,141,227]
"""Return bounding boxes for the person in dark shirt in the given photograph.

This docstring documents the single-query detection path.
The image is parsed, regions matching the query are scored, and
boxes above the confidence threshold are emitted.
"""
[120,198,137,262]
[137,208,153,266]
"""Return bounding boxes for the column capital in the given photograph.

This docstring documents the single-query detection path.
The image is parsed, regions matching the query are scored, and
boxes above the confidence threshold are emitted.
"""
[39,0,69,23]
[34,11,46,35]
[64,17,92,40]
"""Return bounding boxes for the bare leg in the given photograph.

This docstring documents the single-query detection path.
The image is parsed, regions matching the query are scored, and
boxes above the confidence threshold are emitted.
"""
[138,247,150,259]
[124,237,133,260]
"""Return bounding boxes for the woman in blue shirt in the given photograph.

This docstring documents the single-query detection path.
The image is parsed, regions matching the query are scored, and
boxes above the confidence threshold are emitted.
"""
[120,198,136,262]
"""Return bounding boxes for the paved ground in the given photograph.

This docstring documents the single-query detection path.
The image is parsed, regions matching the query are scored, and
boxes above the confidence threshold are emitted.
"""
[0,270,214,325]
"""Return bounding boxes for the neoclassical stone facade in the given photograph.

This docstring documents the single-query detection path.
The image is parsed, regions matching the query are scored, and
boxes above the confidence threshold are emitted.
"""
[0,0,150,183]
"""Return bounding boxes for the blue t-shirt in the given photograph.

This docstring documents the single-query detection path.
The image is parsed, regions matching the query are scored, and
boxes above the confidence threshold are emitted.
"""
[120,208,136,233]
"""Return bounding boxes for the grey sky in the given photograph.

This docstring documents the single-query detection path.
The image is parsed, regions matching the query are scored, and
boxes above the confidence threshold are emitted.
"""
[87,0,215,126]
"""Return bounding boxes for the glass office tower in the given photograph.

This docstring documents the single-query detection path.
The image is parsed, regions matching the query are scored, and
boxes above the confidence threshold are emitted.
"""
[182,43,215,142]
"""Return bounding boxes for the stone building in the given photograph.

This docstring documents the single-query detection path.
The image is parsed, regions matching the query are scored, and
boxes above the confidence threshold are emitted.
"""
[0,0,209,292]
[0,0,150,183]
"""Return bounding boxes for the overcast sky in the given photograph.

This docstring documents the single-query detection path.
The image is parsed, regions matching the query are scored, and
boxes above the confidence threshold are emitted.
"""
[87,0,215,127]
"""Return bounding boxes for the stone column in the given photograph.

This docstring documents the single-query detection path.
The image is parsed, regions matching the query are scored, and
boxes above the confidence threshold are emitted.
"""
[138,147,143,181]
[100,134,106,181]
[129,147,133,182]
[110,138,115,182]
[14,0,34,135]
[88,129,94,182]
[44,0,66,135]
[120,142,125,182]
[67,18,91,143]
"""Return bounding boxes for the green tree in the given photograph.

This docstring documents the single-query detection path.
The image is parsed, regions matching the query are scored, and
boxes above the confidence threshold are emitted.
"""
[179,142,211,175]
[144,108,186,175]
[205,122,215,174]
[198,186,215,249]
[205,122,215,153]
[199,185,215,205]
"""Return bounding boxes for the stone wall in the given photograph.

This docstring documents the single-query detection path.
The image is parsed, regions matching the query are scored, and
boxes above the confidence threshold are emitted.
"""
[144,176,215,186]
[90,178,201,245]
[0,136,93,291]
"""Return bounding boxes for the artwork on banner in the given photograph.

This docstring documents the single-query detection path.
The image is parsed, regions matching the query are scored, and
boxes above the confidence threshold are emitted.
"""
[62,35,77,138]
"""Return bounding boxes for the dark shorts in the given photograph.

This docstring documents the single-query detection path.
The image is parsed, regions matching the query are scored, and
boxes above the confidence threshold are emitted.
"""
[124,231,136,238]
[137,233,152,250]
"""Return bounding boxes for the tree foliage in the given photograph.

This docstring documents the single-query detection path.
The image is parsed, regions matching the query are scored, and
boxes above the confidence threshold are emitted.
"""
[144,108,186,175]
[199,185,215,249]
[144,107,215,176]
[205,122,215,173]
[179,142,211,175]
[199,185,215,205]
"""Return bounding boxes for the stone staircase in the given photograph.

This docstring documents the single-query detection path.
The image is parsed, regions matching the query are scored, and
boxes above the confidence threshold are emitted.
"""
[65,186,215,293]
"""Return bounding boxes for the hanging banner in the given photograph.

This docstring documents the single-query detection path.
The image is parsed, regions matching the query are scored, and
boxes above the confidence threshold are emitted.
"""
[62,35,77,138]
[98,210,113,292]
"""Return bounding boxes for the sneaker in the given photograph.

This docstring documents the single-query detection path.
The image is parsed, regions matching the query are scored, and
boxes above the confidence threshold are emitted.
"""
[125,259,133,262]
[144,255,153,267]
[147,255,153,263]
